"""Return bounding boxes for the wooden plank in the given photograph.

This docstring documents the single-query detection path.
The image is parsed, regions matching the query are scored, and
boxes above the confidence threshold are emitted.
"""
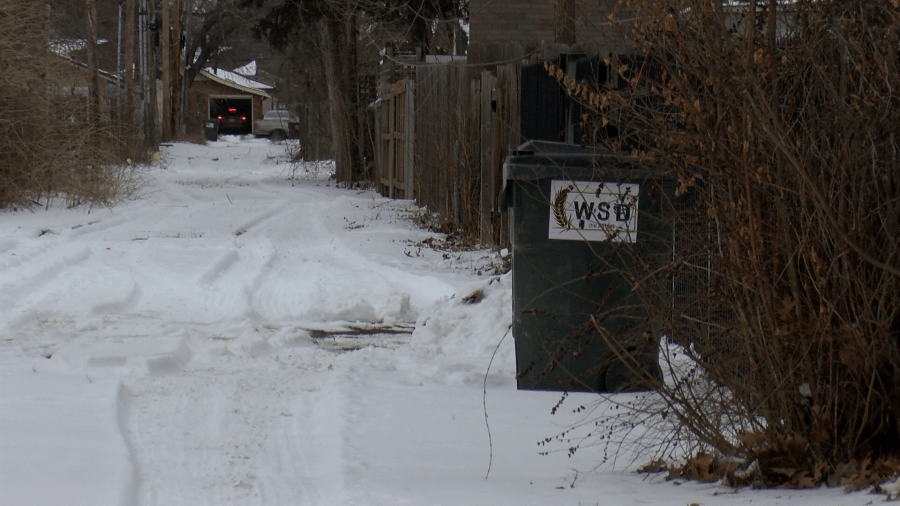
[395,85,404,194]
[373,78,416,199]
[479,71,496,245]
[507,62,522,150]
[458,65,472,229]
[404,79,415,199]
[502,62,520,246]
[413,66,427,207]
[387,91,396,198]
[474,75,481,234]
[374,102,385,189]
[380,178,405,191]
[444,66,453,215]
[494,65,511,247]
[449,67,458,218]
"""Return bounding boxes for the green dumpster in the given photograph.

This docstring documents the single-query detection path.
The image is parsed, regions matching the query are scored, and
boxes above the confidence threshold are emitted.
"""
[500,140,674,392]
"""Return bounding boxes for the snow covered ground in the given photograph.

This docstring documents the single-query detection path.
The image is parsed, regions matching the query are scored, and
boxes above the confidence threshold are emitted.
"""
[0,137,883,505]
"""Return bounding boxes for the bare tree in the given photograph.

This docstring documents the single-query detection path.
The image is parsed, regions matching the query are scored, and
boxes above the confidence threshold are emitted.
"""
[249,0,467,183]
[183,0,255,87]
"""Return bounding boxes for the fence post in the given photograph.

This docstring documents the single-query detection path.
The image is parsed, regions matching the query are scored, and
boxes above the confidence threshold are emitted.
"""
[405,79,415,199]
[387,87,397,198]
[372,60,522,243]
[480,71,498,246]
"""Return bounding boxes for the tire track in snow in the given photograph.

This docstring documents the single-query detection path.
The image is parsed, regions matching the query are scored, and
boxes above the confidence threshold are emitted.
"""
[199,250,240,286]
[242,201,335,322]
[197,240,279,321]
[68,212,134,238]
[0,241,53,277]
[243,196,399,324]
[123,375,193,505]
[231,200,290,237]
[0,246,92,317]
[121,360,336,506]
[282,371,347,506]
[242,251,279,318]
[242,196,431,327]
[117,383,141,506]
[91,281,142,315]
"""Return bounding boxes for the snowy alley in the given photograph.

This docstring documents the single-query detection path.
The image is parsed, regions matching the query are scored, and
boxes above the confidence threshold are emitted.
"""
[0,137,884,506]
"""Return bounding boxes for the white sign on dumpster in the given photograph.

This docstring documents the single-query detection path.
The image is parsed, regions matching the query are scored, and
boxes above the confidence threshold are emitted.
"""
[548,180,639,242]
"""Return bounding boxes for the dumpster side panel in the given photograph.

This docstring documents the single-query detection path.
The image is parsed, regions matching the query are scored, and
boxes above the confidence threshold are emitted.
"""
[510,172,670,392]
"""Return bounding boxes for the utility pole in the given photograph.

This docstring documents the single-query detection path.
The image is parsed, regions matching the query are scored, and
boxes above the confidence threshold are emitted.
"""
[117,2,123,124]
[160,0,171,139]
[84,0,102,133]
[179,0,192,135]
[139,0,146,140]
[143,0,158,146]
[170,0,183,136]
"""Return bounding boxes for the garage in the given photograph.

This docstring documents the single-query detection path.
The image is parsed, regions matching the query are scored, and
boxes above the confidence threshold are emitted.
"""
[188,68,273,138]
[210,98,253,135]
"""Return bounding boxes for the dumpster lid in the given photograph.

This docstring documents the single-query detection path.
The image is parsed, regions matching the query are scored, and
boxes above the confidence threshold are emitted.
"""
[504,140,630,180]
[500,141,633,212]
[510,140,609,158]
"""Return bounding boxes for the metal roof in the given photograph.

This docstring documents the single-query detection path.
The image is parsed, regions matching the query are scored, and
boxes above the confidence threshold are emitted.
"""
[198,68,272,98]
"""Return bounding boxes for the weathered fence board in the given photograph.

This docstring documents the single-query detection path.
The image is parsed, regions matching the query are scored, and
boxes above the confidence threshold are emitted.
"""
[373,79,414,198]
[479,71,497,245]
[373,58,536,246]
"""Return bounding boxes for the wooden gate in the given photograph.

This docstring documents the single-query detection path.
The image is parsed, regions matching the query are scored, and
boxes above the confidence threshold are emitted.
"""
[373,79,414,199]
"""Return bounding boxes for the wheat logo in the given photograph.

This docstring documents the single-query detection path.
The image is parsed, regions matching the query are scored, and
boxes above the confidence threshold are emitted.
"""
[552,185,573,231]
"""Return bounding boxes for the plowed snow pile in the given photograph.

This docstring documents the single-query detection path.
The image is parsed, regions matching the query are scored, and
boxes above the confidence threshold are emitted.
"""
[0,137,879,505]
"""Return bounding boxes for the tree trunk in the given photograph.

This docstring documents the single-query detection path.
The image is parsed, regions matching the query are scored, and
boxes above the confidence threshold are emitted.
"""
[171,0,183,136]
[147,0,159,146]
[343,7,363,180]
[179,0,192,135]
[84,0,102,133]
[320,14,363,184]
[160,0,171,139]
[124,0,136,134]
[320,18,349,181]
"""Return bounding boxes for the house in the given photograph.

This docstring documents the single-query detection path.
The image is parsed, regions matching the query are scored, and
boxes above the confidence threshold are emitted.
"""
[48,39,133,125]
[466,0,632,65]
[186,67,274,136]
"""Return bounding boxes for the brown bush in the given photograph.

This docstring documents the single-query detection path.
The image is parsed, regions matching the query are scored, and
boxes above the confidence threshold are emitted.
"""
[550,0,900,487]
[0,1,144,209]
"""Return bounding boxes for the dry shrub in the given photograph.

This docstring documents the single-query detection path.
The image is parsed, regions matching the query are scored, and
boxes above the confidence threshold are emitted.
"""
[0,1,145,209]
[552,0,900,487]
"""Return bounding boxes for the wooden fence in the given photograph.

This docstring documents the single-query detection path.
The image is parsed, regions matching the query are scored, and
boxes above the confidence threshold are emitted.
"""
[373,62,524,246]
[371,44,607,246]
[372,80,414,199]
